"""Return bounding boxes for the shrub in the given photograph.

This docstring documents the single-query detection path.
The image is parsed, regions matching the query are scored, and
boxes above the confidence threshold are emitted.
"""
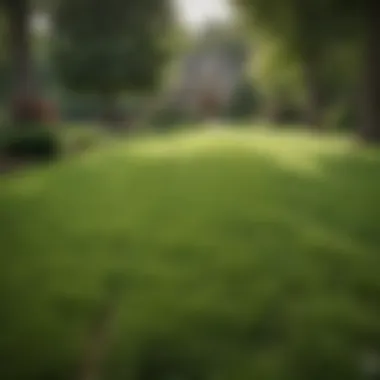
[324,101,358,130]
[225,80,259,121]
[151,105,193,129]
[0,126,61,161]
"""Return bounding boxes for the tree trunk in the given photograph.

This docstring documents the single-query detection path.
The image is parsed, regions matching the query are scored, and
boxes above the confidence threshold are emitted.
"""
[5,0,40,126]
[359,3,380,143]
[7,0,35,99]
[293,0,324,130]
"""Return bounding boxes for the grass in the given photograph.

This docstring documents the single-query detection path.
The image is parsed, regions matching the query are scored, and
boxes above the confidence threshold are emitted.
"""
[1,126,380,379]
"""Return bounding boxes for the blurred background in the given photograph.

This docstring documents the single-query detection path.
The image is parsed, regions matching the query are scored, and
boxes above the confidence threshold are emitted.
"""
[0,0,380,379]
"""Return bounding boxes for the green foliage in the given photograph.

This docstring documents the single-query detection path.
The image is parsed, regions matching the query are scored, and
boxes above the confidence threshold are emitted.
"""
[324,101,358,130]
[58,93,104,122]
[150,104,193,129]
[226,78,259,120]
[0,9,9,63]
[52,0,174,95]
[235,0,343,57]
[0,125,60,160]
[53,36,167,94]
[1,128,380,379]
[247,33,306,121]
[57,92,137,123]
[250,35,303,98]
[235,0,364,129]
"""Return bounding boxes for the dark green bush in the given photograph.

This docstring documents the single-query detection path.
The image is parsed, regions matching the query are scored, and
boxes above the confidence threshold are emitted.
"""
[0,126,61,161]
[226,80,259,121]
[151,106,185,129]
[324,101,358,130]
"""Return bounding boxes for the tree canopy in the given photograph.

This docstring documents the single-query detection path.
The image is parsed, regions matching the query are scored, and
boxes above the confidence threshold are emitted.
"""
[235,0,380,140]
[52,0,174,96]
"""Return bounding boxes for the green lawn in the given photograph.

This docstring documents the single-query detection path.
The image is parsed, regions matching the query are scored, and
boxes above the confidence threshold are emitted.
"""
[1,127,380,380]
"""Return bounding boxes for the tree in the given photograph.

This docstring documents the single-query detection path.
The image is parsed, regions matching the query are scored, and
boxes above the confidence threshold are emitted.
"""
[235,0,339,128]
[0,10,10,100]
[0,0,57,126]
[0,0,36,114]
[235,0,380,142]
[52,0,174,127]
[247,30,305,123]
[359,1,380,142]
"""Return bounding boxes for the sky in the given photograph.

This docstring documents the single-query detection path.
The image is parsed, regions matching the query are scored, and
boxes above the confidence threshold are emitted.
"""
[173,0,233,32]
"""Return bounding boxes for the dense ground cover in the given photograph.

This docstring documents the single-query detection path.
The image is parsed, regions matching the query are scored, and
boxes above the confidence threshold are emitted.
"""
[1,127,379,379]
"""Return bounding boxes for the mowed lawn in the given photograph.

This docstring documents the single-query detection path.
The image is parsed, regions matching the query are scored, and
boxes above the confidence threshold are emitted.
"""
[1,127,380,380]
